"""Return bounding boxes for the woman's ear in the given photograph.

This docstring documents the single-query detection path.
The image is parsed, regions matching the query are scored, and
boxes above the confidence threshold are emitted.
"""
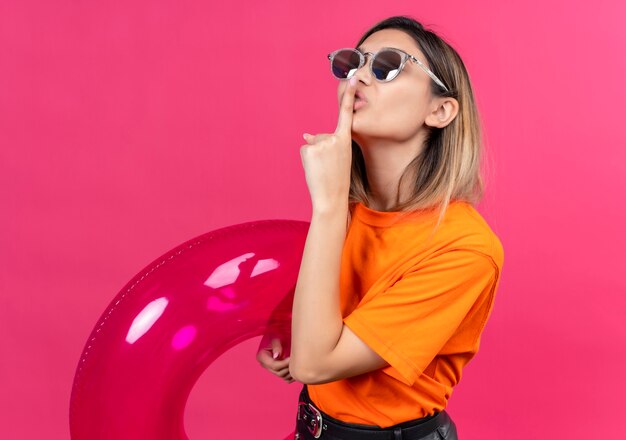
[424,97,459,129]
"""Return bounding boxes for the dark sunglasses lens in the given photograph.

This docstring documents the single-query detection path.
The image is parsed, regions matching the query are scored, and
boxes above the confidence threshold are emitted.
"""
[331,49,361,79]
[372,50,402,81]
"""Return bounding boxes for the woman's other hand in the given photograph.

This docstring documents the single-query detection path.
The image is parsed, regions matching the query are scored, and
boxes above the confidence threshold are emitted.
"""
[256,337,295,383]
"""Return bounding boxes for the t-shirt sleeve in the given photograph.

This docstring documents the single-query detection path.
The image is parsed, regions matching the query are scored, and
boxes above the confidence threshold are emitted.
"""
[342,249,498,387]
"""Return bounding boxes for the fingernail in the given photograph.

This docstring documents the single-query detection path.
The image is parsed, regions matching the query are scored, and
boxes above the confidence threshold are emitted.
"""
[302,133,310,140]
[273,351,279,359]
[349,76,357,86]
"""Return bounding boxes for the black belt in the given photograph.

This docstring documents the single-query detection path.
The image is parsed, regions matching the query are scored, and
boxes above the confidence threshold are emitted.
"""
[296,386,451,440]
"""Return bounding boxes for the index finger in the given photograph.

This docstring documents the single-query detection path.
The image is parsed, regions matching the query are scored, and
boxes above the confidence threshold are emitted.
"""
[334,76,357,135]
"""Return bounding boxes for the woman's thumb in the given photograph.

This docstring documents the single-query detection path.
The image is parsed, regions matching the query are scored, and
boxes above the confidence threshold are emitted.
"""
[271,338,282,359]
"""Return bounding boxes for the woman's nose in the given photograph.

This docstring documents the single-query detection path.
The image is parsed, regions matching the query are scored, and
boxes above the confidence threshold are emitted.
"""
[349,53,372,83]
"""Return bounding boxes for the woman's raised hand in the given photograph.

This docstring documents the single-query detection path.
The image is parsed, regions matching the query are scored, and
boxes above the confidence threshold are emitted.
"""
[300,76,358,213]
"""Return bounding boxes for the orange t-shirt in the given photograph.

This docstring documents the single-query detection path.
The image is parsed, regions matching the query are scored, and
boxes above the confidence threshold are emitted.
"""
[306,200,504,428]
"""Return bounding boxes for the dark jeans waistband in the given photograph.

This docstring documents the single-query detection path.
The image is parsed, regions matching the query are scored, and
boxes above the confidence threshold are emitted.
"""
[297,385,453,440]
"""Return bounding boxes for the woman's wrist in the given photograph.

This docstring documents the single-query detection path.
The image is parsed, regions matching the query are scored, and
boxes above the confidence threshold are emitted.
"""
[312,198,349,219]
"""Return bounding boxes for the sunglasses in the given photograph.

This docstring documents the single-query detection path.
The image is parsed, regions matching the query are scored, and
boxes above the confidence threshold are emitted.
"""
[327,47,449,91]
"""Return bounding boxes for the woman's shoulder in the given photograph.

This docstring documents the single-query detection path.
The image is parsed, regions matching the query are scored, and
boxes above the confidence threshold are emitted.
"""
[440,201,504,271]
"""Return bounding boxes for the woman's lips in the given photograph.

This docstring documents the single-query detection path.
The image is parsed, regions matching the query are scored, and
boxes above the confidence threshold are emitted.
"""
[353,89,367,111]
[353,98,367,110]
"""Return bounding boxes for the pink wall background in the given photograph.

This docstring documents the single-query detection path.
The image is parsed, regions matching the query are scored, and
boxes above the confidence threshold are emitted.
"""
[1,0,625,438]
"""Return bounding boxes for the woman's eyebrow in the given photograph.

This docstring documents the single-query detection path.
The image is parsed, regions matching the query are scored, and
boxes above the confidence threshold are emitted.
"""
[357,46,399,53]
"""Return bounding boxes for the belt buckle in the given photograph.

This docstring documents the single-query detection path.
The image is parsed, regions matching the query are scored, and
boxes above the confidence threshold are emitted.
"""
[298,400,324,438]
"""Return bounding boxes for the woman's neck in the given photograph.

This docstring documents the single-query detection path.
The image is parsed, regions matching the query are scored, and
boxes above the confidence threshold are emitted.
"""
[356,136,426,211]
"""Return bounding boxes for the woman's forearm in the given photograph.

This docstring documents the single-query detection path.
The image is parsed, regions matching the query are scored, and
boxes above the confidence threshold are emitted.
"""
[290,203,348,380]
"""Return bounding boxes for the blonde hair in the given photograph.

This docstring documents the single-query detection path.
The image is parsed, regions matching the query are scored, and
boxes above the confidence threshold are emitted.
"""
[347,15,493,239]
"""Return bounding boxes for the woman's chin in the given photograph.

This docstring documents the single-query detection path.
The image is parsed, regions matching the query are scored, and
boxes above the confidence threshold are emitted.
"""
[350,118,367,137]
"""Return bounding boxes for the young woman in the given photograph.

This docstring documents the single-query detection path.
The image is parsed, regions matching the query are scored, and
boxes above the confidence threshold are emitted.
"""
[258,15,504,440]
